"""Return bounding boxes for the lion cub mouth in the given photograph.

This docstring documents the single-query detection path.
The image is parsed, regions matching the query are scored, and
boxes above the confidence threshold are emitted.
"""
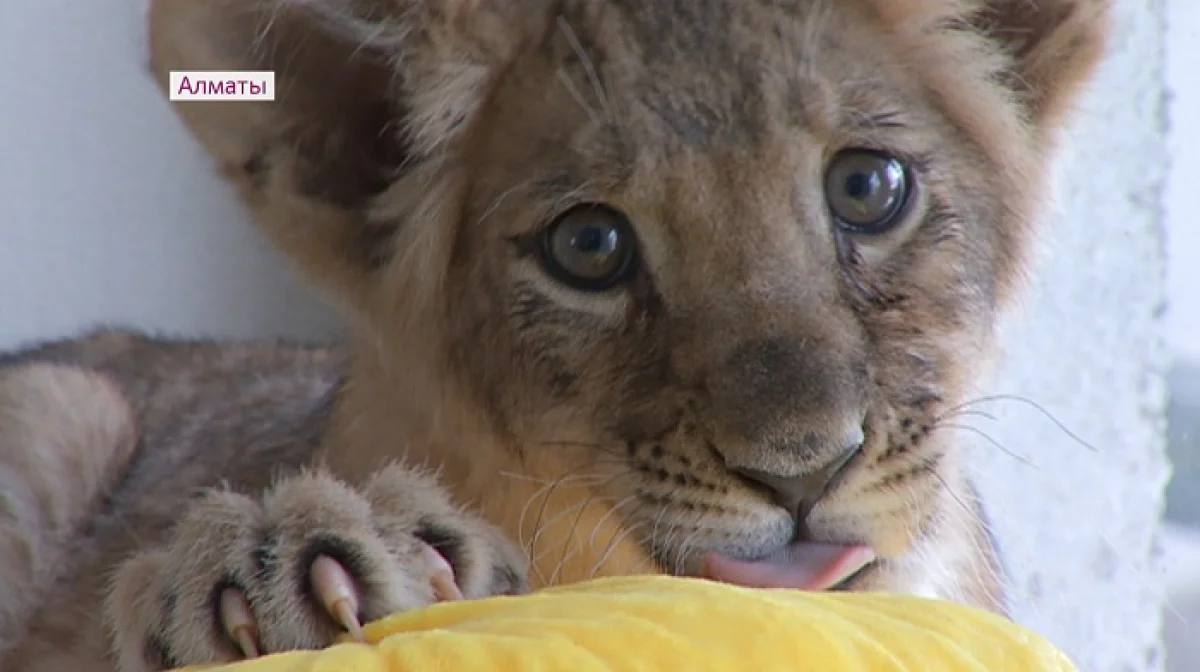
[700,442,876,592]
[701,542,876,591]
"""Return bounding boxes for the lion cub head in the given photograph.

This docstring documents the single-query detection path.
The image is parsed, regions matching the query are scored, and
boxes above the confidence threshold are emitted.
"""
[150,0,1109,609]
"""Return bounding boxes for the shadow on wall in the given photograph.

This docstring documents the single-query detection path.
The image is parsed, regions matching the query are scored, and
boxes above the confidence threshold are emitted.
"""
[1166,364,1200,526]
[1165,362,1200,672]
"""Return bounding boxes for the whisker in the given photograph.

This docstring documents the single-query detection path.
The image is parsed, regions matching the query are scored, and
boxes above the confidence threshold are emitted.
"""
[555,68,599,125]
[934,422,1036,467]
[545,493,640,584]
[645,501,673,567]
[932,408,998,424]
[511,472,603,562]
[671,528,705,577]
[535,499,606,569]
[587,493,642,550]
[556,15,614,121]
[1097,530,1188,627]
[549,490,610,585]
[498,464,625,487]
[477,180,536,226]
[498,441,636,579]
[938,394,1100,453]
[927,464,991,537]
[524,469,635,564]
[532,438,630,460]
[497,470,604,485]
[589,518,651,580]
[533,485,632,568]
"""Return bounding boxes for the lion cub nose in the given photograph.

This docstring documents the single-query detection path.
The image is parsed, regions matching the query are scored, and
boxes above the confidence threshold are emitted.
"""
[734,435,863,518]
[706,336,868,515]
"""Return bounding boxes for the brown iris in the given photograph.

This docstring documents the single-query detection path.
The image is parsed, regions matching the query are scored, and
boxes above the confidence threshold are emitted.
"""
[539,203,637,291]
[824,150,912,234]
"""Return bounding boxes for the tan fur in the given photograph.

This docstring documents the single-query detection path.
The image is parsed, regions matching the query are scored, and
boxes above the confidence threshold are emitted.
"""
[0,1,1110,670]
[0,365,138,653]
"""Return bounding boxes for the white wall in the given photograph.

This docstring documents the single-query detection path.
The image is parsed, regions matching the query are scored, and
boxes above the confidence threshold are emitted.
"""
[1162,2,1200,669]
[0,2,1173,671]
[967,2,1170,669]
[1166,0,1200,363]
[0,0,342,349]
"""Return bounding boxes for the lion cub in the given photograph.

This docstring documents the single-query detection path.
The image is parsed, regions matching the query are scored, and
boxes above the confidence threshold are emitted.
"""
[0,1,1109,670]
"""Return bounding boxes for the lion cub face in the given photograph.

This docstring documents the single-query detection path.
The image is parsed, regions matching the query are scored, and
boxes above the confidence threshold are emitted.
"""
[446,10,971,571]
[152,0,1108,590]
[429,1,1105,576]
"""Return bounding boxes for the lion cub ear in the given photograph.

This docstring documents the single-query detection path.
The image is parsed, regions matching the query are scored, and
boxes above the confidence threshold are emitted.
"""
[972,0,1113,135]
[148,0,530,301]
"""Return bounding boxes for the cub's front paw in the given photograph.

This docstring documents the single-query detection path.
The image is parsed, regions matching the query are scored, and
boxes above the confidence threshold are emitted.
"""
[104,466,527,672]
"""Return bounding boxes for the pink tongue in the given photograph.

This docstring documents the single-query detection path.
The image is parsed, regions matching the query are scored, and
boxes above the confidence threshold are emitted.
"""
[702,542,876,591]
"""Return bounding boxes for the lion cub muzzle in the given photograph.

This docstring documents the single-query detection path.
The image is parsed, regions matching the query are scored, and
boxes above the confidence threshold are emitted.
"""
[703,335,868,520]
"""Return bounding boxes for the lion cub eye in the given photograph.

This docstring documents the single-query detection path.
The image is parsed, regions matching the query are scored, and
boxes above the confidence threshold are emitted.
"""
[538,203,637,291]
[824,150,912,234]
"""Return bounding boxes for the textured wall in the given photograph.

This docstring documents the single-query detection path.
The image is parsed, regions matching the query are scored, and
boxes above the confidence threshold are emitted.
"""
[969,1,1172,670]
[0,1,1171,670]
[1165,0,1200,365]
[1160,0,1200,669]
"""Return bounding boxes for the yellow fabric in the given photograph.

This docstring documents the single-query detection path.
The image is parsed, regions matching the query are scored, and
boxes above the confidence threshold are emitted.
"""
[184,576,1075,672]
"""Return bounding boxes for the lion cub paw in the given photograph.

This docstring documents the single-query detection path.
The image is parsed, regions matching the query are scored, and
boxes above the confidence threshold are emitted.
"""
[104,466,527,672]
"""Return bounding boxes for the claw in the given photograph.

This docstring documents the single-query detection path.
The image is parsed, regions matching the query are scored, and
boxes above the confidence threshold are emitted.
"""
[328,596,366,643]
[218,587,260,659]
[431,571,464,602]
[310,555,365,642]
[421,545,464,602]
[231,627,261,660]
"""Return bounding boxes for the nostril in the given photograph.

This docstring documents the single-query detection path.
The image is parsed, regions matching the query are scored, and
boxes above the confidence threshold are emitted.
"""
[734,438,864,521]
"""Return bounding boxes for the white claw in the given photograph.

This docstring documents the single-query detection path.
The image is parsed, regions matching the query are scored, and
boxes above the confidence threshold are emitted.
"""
[422,544,464,602]
[218,587,260,659]
[310,555,366,642]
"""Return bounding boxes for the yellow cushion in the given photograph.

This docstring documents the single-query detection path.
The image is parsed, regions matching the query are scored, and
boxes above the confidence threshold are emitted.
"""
[182,576,1075,672]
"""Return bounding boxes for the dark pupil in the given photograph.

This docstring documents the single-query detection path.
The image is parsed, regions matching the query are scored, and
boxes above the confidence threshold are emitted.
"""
[572,224,616,256]
[844,171,877,201]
